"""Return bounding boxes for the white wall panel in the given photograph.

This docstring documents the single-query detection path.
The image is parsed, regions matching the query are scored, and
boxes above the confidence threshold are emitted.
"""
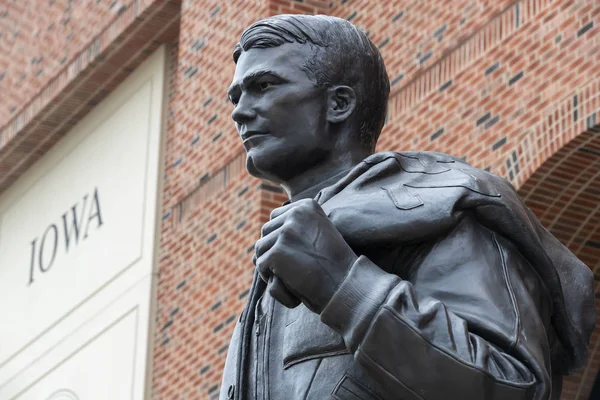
[0,46,166,400]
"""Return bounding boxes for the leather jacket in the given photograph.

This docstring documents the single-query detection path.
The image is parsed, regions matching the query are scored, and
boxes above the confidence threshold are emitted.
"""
[220,152,594,400]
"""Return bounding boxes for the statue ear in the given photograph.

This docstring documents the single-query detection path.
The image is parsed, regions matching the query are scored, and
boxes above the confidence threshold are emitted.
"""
[326,86,356,124]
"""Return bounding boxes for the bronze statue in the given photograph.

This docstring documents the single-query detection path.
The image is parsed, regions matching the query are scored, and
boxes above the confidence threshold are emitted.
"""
[220,14,595,400]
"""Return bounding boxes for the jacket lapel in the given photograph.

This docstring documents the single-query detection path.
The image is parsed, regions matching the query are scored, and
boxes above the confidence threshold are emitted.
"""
[282,303,348,369]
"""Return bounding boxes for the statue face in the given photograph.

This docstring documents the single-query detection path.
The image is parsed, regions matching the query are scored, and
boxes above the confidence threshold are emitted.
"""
[229,43,334,183]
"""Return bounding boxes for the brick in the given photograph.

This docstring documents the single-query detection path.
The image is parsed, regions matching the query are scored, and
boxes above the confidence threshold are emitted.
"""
[430,127,444,141]
[492,137,507,151]
[578,21,594,37]
[485,62,500,75]
[476,112,491,126]
[508,71,524,86]
[439,80,452,92]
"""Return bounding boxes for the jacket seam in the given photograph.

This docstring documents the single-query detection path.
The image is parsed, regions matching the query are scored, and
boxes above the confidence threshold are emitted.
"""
[235,270,263,400]
[355,348,426,400]
[303,358,322,400]
[492,232,521,352]
[331,374,385,400]
[265,296,275,400]
[283,349,349,369]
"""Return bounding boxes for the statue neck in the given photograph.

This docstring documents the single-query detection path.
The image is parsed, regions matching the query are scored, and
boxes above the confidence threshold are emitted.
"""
[282,150,369,202]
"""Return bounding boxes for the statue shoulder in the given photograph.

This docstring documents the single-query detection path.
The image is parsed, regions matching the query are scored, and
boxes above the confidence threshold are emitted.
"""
[364,151,505,199]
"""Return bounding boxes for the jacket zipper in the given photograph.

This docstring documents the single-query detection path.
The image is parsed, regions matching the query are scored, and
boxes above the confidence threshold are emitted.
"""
[234,270,265,400]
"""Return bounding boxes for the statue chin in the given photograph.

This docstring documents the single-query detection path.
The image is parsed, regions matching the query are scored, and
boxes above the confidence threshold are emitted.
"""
[245,152,283,183]
[245,155,262,179]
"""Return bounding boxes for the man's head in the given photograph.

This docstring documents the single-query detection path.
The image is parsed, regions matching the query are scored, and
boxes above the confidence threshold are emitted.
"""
[229,14,390,183]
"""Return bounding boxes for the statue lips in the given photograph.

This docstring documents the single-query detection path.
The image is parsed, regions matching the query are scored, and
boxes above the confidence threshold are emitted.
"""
[241,131,270,144]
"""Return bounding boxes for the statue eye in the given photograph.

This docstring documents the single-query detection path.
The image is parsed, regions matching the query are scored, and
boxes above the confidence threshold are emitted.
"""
[259,81,272,91]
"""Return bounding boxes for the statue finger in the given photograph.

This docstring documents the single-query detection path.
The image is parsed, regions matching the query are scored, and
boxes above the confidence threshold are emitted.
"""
[254,228,280,258]
[261,211,287,237]
[268,276,301,308]
[269,201,298,220]
[255,251,274,283]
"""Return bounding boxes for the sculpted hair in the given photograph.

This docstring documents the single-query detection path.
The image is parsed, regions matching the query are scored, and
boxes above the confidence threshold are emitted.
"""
[233,14,390,151]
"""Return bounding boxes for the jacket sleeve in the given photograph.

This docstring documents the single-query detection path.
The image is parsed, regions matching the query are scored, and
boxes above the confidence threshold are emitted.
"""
[320,215,553,400]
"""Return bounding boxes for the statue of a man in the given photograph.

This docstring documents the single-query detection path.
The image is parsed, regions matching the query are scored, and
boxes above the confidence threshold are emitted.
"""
[220,14,594,400]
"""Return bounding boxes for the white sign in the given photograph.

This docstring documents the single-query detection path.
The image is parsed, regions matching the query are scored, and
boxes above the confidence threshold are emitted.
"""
[12,308,139,400]
[0,47,165,399]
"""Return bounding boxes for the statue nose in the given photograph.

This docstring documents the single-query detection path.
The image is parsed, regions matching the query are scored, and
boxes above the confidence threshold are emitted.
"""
[231,95,257,124]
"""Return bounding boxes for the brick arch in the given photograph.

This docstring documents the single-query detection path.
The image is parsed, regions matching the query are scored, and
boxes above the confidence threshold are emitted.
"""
[508,80,600,190]
[518,125,600,400]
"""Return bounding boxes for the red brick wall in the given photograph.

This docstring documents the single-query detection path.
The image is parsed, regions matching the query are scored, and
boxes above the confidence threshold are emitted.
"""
[151,0,274,398]
[0,0,123,123]
[329,0,518,91]
[155,1,599,398]
[0,0,180,193]
[1,0,598,399]
[163,0,268,204]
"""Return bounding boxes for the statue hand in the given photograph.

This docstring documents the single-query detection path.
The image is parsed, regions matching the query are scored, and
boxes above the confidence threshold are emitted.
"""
[255,199,358,314]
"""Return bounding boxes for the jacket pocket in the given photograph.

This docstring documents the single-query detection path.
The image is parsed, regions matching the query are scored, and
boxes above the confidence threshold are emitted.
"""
[381,184,424,210]
[332,375,384,400]
[283,304,348,369]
